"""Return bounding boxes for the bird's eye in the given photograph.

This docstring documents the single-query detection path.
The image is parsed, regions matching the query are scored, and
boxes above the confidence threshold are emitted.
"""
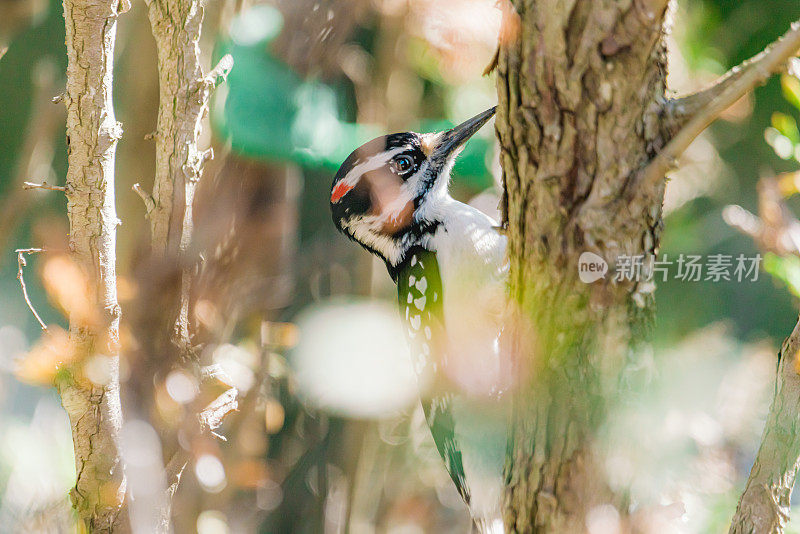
[392,155,414,174]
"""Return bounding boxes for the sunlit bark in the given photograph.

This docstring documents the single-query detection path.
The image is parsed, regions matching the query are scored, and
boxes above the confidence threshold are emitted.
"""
[495,2,800,532]
[61,0,128,530]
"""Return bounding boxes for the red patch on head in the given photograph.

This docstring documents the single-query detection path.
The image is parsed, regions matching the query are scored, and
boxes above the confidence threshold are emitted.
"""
[331,181,354,203]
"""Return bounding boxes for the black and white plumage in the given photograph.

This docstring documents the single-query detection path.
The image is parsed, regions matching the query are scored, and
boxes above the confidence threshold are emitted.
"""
[330,108,507,531]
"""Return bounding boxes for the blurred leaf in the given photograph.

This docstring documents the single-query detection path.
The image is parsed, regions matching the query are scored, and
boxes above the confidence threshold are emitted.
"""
[15,326,75,386]
[213,35,380,171]
[231,459,269,489]
[771,112,799,145]
[765,126,794,160]
[264,397,286,434]
[778,171,800,197]
[262,322,299,349]
[782,74,800,112]
[407,37,446,84]
[41,254,99,328]
[763,252,800,297]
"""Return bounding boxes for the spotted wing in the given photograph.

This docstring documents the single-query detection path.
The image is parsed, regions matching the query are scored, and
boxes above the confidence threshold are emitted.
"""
[396,246,470,505]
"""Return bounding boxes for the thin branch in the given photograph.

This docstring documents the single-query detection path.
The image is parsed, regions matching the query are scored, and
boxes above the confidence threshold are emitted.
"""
[23,181,66,192]
[637,20,800,194]
[199,387,239,438]
[162,385,238,491]
[132,1,235,526]
[158,439,193,531]
[204,54,234,89]
[200,362,234,385]
[223,322,273,440]
[159,385,238,521]
[662,70,748,137]
[15,248,48,331]
[665,23,800,134]
[132,182,156,215]
[0,47,7,62]
[144,1,233,361]
[163,448,189,501]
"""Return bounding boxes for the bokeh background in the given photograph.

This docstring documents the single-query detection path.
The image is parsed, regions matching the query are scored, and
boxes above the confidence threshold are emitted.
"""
[1,0,800,532]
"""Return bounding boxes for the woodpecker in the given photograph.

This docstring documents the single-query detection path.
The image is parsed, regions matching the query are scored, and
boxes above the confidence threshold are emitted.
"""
[330,107,508,531]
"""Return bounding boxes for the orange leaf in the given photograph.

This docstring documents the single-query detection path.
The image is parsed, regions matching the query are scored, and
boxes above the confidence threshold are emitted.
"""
[15,326,75,386]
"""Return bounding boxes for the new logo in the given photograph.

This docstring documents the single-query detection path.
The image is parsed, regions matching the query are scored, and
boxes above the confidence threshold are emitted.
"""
[578,252,608,283]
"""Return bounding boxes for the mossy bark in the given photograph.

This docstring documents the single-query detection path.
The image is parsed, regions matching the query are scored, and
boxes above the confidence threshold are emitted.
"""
[494,1,670,531]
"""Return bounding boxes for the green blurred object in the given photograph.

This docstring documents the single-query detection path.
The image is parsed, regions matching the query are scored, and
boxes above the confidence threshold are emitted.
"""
[763,252,800,298]
[212,5,494,191]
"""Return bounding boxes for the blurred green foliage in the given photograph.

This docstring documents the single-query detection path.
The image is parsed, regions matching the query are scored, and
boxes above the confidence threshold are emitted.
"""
[215,5,495,191]
[764,253,800,297]
[0,0,67,336]
[656,0,800,347]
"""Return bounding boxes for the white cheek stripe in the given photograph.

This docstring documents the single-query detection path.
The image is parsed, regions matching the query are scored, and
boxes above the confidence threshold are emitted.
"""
[340,147,416,228]
[338,155,446,267]
[340,147,406,190]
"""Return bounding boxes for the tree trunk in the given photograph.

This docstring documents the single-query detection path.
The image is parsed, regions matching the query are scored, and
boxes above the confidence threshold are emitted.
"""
[494,1,669,531]
[495,1,800,531]
[60,0,128,530]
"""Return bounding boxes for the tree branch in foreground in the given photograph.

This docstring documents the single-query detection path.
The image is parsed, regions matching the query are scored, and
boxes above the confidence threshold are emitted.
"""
[23,181,66,192]
[60,0,128,530]
[726,176,800,532]
[636,20,800,194]
[156,385,239,531]
[132,182,155,216]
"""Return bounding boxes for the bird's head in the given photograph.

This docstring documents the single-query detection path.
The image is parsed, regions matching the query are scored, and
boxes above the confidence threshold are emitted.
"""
[330,106,495,269]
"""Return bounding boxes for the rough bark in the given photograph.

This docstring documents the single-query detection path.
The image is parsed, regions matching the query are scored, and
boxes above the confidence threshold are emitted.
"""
[60,0,128,530]
[495,1,668,531]
[729,318,800,534]
[494,1,800,532]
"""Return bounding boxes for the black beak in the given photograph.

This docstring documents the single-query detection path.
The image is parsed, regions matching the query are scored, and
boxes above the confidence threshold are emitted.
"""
[431,106,496,162]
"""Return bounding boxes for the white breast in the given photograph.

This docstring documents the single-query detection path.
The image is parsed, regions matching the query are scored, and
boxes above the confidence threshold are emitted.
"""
[428,197,508,396]
[427,196,509,526]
